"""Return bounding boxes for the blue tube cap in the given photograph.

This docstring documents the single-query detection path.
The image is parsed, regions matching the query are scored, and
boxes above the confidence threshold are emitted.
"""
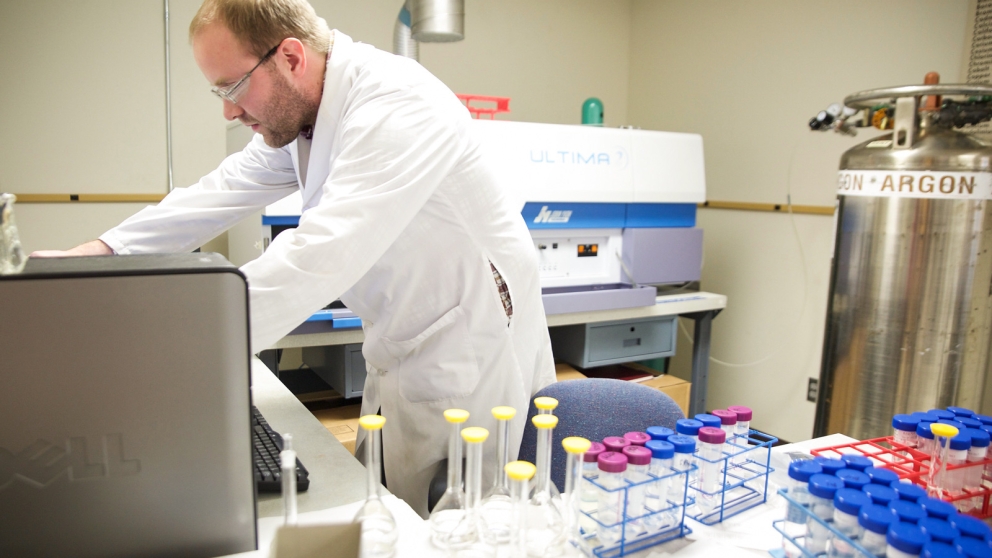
[920,497,957,520]
[834,487,872,516]
[960,417,984,429]
[947,406,976,417]
[694,414,721,429]
[814,457,846,476]
[922,541,965,558]
[928,409,956,421]
[835,468,871,489]
[949,514,992,541]
[891,482,928,503]
[863,483,898,506]
[644,439,674,459]
[887,522,931,555]
[966,428,991,448]
[889,500,928,524]
[865,466,901,486]
[893,414,921,432]
[646,426,674,441]
[918,517,960,545]
[808,473,844,500]
[666,434,696,454]
[956,537,992,558]
[860,504,898,534]
[841,454,873,471]
[976,414,992,426]
[917,422,937,439]
[788,460,823,483]
[675,419,703,436]
[944,433,972,451]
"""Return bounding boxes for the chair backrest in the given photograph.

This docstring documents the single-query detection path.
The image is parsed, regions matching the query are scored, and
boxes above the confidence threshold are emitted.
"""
[517,378,685,492]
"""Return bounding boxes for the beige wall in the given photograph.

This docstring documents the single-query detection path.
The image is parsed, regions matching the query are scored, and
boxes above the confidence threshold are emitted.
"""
[2,0,631,254]
[630,0,969,441]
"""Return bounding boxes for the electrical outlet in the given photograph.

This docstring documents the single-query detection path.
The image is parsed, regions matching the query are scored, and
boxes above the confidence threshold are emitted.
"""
[807,378,819,402]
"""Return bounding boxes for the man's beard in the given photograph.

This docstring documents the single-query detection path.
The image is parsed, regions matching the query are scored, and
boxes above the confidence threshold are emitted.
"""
[245,69,320,148]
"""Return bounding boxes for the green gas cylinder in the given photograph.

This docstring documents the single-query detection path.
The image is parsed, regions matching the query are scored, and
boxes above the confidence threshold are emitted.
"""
[582,98,604,126]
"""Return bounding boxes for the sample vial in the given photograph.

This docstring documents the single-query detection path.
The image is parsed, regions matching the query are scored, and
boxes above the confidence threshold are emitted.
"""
[865,466,901,486]
[918,496,956,521]
[927,410,955,422]
[917,517,960,545]
[975,414,992,427]
[922,542,964,558]
[886,522,929,558]
[646,426,674,441]
[596,451,628,547]
[815,457,847,477]
[727,405,753,437]
[835,468,871,490]
[955,538,992,558]
[711,409,738,440]
[643,440,675,532]
[623,431,651,447]
[667,435,696,503]
[841,454,873,472]
[782,461,823,558]
[827,488,871,558]
[947,406,976,418]
[621,445,652,538]
[603,436,630,454]
[806,474,844,554]
[963,428,989,503]
[695,427,727,516]
[561,436,591,548]
[863,483,898,507]
[858,504,897,556]
[579,441,606,534]
[891,482,928,503]
[892,414,921,449]
[947,513,992,541]
[943,433,971,510]
[889,500,927,525]
[916,422,936,457]
[694,413,722,430]
[675,418,703,445]
[958,417,983,430]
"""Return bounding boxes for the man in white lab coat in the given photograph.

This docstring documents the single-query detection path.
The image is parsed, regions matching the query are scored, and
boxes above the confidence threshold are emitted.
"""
[33,0,555,516]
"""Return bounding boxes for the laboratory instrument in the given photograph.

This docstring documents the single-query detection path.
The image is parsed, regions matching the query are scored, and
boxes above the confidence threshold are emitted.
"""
[695,426,726,515]
[580,441,606,534]
[886,522,929,558]
[835,469,870,490]
[859,504,898,556]
[621,445,652,538]
[827,488,870,558]
[596,451,629,547]
[354,415,398,558]
[812,76,992,440]
[644,440,675,531]
[889,500,927,525]
[783,461,823,558]
[431,408,471,549]
[806,474,844,553]
[667,435,696,502]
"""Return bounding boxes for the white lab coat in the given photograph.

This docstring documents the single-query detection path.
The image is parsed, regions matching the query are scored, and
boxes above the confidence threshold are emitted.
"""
[99,32,555,516]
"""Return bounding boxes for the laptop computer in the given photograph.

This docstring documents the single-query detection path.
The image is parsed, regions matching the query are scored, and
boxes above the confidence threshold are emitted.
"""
[0,253,256,557]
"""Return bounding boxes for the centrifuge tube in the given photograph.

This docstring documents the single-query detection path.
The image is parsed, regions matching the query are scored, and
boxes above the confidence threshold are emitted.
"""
[354,415,398,558]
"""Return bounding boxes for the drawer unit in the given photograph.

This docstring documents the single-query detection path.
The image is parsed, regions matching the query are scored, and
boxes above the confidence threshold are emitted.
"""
[302,343,367,399]
[549,315,677,368]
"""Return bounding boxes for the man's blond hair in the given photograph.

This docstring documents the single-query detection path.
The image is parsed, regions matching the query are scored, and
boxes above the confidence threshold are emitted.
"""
[190,0,331,56]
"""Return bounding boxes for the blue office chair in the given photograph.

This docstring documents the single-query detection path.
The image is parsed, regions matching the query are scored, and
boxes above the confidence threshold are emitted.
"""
[517,378,685,493]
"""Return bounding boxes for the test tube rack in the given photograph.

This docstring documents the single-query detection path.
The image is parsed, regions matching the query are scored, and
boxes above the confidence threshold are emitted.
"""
[576,465,694,557]
[685,430,778,525]
[811,436,992,519]
[771,487,877,558]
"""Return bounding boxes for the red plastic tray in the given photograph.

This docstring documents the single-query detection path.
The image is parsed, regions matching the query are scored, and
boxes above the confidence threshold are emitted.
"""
[456,94,510,119]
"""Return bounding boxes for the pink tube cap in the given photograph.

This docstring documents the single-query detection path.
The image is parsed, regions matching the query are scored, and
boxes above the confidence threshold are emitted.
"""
[728,405,753,421]
[622,445,652,466]
[698,426,726,444]
[603,436,630,452]
[623,431,651,446]
[598,451,628,473]
[712,409,737,426]
[583,441,606,463]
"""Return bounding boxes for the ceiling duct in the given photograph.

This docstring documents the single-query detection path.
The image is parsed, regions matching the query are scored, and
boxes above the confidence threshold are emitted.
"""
[393,1,419,60]
[410,0,464,43]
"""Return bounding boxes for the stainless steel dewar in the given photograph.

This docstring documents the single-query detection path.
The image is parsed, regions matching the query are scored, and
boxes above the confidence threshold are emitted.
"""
[815,81,992,439]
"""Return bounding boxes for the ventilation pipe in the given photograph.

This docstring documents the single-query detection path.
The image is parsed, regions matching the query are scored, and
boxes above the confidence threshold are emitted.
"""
[393,1,419,60]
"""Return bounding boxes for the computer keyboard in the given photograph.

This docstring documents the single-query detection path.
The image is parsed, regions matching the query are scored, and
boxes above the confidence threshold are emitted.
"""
[252,405,310,493]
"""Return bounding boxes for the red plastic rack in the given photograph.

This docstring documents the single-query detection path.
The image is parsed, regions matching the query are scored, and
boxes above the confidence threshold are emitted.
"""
[456,94,510,119]
[811,436,992,519]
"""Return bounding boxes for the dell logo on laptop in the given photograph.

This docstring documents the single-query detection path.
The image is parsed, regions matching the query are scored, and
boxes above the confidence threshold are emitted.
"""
[0,434,140,491]
[533,206,572,224]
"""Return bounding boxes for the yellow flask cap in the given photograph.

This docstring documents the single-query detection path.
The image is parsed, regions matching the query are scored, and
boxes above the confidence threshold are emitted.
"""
[562,436,591,454]
[492,406,516,420]
[534,397,559,411]
[359,415,386,431]
[930,423,959,438]
[532,414,559,429]
[505,460,537,481]
[444,409,470,423]
[461,426,490,444]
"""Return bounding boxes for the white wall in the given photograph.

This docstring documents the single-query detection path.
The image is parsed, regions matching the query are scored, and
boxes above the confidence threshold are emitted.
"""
[629,0,969,441]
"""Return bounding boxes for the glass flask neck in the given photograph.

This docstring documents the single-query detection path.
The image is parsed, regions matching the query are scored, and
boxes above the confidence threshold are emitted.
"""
[448,421,463,493]
[465,441,483,510]
[490,418,511,493]
[535,427,553,494]
[366,429,382,500]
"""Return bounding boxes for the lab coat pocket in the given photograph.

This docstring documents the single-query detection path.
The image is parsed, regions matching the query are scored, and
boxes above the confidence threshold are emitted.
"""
[381,305,481,404]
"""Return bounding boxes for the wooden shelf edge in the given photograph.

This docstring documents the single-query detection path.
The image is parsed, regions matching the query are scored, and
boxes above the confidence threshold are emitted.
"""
[700,200,834,216]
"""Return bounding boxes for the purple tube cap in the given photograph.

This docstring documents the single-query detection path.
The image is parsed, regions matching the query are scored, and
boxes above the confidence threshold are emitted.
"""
[712,409,738,425]
[603,436,630,452]
[583,441,606,463]
[598,451,628,473]
[698,426,726,444]
[623,431,651,446]
[728,405,753,421]
[622,445,652,466]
